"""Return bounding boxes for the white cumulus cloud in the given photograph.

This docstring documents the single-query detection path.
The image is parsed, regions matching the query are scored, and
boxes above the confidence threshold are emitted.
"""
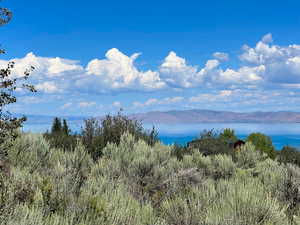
[36,81,61,93]
[0,52,83,79]
[159,51,219,88]
[215,66,264,84]
[240,34,300,84]
[82,48,166,91]
[3,35,300,98]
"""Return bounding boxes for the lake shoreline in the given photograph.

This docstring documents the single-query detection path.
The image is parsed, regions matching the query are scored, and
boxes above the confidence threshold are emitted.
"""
[23,122,300,150]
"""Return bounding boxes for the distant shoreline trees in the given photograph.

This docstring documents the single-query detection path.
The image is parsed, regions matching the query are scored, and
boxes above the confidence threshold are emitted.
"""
[44,117,77,151]
[44,114,300,167]
[45,112,159,160]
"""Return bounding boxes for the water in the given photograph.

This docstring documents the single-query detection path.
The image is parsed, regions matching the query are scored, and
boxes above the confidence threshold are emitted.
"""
[159,134,300,150]
[146,123,300,150]
[23,122,300,150]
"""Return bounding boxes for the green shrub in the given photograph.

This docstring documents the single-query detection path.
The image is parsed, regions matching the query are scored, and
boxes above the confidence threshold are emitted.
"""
[161,181,217,225]
[81,112,159,160]
[256,159,286,189]
[161,195,205,225]
[206,179,289,225]
[278,146,300,167]
[171,143,188,160]
[219,128,238,146]
[102,133,174,204]
[246,132,276,159]
[9,133,52,172]
[187,130,233,156]
[181,151,236,180]
[279,163,300,220]
[209,154,236,179]
[4,131,300,224]
[79,175,160,225]
[235,142,267,169]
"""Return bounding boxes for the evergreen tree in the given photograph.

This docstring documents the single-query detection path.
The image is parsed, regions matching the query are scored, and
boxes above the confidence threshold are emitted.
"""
[62,119,70,135]
[45,118,76,151]
[51,117,62,134]
[219,128,238,146]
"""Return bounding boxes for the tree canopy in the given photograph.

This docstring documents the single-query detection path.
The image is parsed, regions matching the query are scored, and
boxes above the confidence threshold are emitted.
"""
[0,1,12,27]
[81,112,159,160]
[187,129,233,156]
[246,132,276,159]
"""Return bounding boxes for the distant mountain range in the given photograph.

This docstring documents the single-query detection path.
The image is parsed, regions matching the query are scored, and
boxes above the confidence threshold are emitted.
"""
[129,110,300,124]
[20,110,300,125]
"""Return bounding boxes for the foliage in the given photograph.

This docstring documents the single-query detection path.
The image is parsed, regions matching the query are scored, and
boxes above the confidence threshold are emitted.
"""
[99,112,159,147]
[187,129,233,156]
[81,112,159,160]
[9,133,52,171]
[62,119,70,135]
[246,132,276,159]
[51,117,62,134]
[206,178,288,225]
[278,145,300,167]
[81,117,102,160]
[0,1,12,27]
[5,0,300,223]
[0,3,35,160]
[234,142,267,169]
[44,118,77,151]
[219,128,238,145]
[2,131,300,224]
[171,143,189,160]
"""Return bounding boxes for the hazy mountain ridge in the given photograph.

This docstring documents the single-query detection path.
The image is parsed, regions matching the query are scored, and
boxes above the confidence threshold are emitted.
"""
[129,110,300,124]
[20,110,300,125]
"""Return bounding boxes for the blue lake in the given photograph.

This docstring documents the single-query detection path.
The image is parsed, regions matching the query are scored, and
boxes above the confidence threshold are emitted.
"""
[22,122,300,150]
[159,135,300,150]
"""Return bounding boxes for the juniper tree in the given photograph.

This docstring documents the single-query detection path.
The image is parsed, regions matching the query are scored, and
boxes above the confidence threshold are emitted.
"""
[44,118,77,151]
[246,132,276,159]
[51,117,62,134]
[0,1,36,159]
[62,119,70,135]
[187,130,232,156]
[219,128,238,148]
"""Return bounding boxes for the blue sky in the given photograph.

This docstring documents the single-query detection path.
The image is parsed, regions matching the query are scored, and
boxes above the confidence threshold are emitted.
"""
[1,0,300,116]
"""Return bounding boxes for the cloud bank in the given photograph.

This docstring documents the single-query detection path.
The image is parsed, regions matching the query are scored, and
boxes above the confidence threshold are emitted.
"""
[1,33,300,97]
